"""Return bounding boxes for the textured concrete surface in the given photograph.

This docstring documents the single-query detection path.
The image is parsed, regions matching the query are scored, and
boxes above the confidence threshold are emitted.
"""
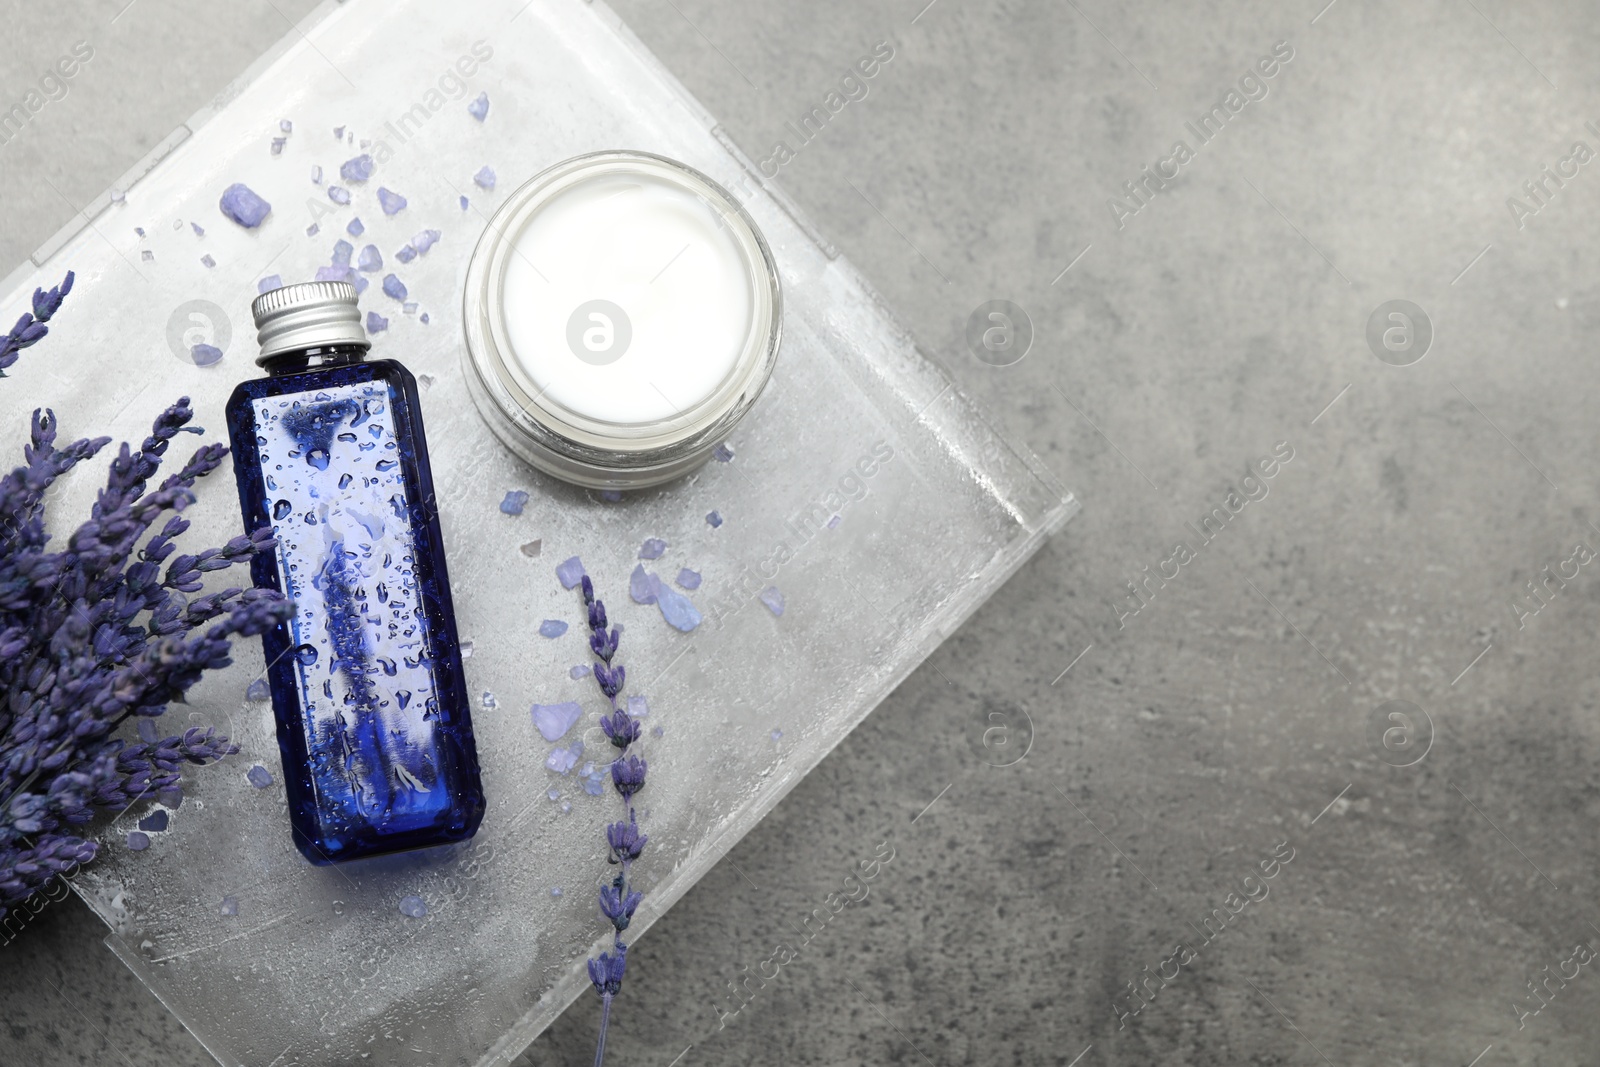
[6,1,1600,1065]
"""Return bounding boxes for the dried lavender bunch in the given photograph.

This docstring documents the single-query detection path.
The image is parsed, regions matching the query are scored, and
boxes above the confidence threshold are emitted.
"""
[579,575,646,1067]
[0,275,290,922]
[0,271,73,378]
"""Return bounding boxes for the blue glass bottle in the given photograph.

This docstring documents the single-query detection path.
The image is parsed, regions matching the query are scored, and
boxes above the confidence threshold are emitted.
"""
[226,281,483,863]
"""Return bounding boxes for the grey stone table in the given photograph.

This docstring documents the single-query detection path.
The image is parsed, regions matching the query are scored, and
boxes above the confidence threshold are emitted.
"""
[4,1,1599,1065]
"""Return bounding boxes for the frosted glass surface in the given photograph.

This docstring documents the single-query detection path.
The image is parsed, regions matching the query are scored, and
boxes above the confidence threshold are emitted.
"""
[0,1,1076,1064]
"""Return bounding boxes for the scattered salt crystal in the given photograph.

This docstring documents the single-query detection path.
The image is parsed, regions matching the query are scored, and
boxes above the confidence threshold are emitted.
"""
[676,568,702,590]
[655,581,702,632]
[191,221,205,237]
[759,586,785,617]
[630,564,658,605]
[137,719,159,743]
[257,275,282,295]
[569,664,591,679]
[219,896,239,917]
[340,154,375,182]
[138,810,169,832]
[358,244,382,272]
[468,92,489,121]
[311,164,323,184]
[134,226,144,237]
[459,195,470,210]
[402,301,417,315]
[247,765,274,788]
[200,254,216,268]
[550,887,563,897]
[539,619,568,639]
[332,239,353,266]
[306,223,319,236]
[109,188,125,203]
[354,276,369,295]
[377,187,408,214]
[280,119,292,133]
[157,787,182,809]
[126,831,150,851]
[420,313,429,324]
[826,513,842,529]
[628,695,649,717]
[713,443,734,462]
[706,510,723,528]
[366,311,388,334]
[560,801,572,813]
[382,274,407,301]
[638,538,667,560]
[333,125,345,139]
[500,489,529,515]
[328,185,351,205]
[474,165,496,190]
[547,788,561,801]
[521,539,542,558]
[418,373,435,389]
[191,344,223,367]
[411,229,441,255]
[651,724,664,738]
[481,691,498,709]
[599,489,623,502]
[315,265,353,283]
[395,244,416,264]
[460,641,474,658]
[534,703,584,742]
[545,740,583,774]
[271,137,286,155]
[771,729,783,742]
[247,677,271,700]
[582,775,604,796]
[398,895,428,919]
[555,556,586,589]
[346,216,363,235]
[141,250,154,261]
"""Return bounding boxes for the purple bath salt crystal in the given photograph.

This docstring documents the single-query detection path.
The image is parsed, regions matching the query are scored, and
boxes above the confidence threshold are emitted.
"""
[474,165,496,190]
[257,274,282,295]
[826,513,842,529]
[713,443,735,462]
[191,221,205,237]
[655,582,702,632]
[500,489,528,515]
[280,118,293,133]
[569,664,591,680]
[366,311,389,334]
[534,702,585,742]
[346,216,363,235]
[137,719,159,743]
[377,187,408,214]
[395,244,417,264]
[545,741,583,774]
[420,312,430,325]
[550,886,563,897]
[138,809,169,833]
[627,695,649,717]
[246,677,271,701]
[459,195,470,210]
[482,691,499,710]
[539,619,569,639]
[398,895,428,919]
[354,276,369,295]
[582,774,605,796]
[630,564,658,605]
[191,343,223,367]
[271,137,286,155]
[306,223,319,237]
[219,896,239,917]
[328,185,351,205]
[134,226,145,237]
[638,538,667,560]
[126,831,150,851]
[110,188,125,203]
[333,125,345,139]
[247,765,274,788]
[200,254,216,269]
[315,265,353,283]
[382,274,408,301]
[555,556,585,589]
[771,729,783,742]
[759,586,786,617]
[468,91,489,121]
[402,301,418,315]
[141,250,154,261]
[598,488,623,502]
[358,244,383,272]
[157,787,183,809]
[332,239,353,267]
[411,228,441,255]
[706,510,723,528]
[677,567,702,590]
[311,164,323,184]
[651,724,665,738]
[340,153,375,182]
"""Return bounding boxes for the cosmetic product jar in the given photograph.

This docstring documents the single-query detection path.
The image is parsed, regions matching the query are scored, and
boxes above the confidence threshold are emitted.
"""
[462,151,781,489]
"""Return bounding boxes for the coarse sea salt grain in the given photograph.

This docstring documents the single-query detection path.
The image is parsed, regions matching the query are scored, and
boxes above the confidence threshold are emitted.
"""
[383,274,407,301]
[569,664,591,679]
[346,216,363,236]
[706,510,723,528]
[759,586,786,617]
[377,187,408,214]
[481,691,498,709]
[141,250,154,262]
[311,164,323,184]
[500,489,529,515]
[340,154,375,182]
[412,229,441,255]
[247,765,273,788]
[555,556,585,589]
[545,740,584,774]
[468,91,489,121]
[533,702,584,742]
[713,443,734,462]
[402,301,417,315]
[200,255,216,269]
[138,809,169,832]
[257,276,282,295]
[191,221,205,237]
[219,896,239,917]
[138,719,159,743]
[638,538,667,560]
[218,183,272,228]
[630,564,657,605]
[627,695,649,717]
[328,186,351,205]
[126,831,150,851]
[677,567,702,590]
[366,311,388,334]
[539,619,568,639]
[246,677,271,700]
[521,540,542,558]
[191,344,223,367]
[460,195,470,210]
[271,137,286,155]
[332,239,353,266]
[358,244,382,272]
[654,581,702,632]
[315,265,353,284]
[474,165,496,190]
[398,895,428,919]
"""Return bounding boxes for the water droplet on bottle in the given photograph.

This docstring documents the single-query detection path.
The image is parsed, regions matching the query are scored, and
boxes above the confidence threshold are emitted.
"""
[296,644,319,665]
[375,459,397,471]
[337,432,357,443]
[396,690,411,709]
[377,656,397,676]
[272,500,292,520]
[338,473,353,489]
[307,448,330,470]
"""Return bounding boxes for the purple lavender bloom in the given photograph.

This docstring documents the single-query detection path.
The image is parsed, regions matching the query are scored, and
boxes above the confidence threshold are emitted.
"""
[339,154,375,182]
[468,91,489,121]
[588,943,627,995]
[382,274,408,302]
[599,710,641,749]
[605,815,647,862]
[598,885,642,931]
[594,663,625,699]
[377,187,408,215]
[218,183,272,228]
[610,756,647,801]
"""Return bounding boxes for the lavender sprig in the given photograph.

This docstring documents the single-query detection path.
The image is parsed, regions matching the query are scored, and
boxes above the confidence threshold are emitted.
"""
[579,574,647,1067]
[0,276,291,923]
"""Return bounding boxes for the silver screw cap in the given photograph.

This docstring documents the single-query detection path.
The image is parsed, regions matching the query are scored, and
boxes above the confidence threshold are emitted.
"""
[251,280,370,365]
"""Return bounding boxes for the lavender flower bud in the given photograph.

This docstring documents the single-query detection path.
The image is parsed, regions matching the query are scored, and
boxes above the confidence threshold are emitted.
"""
[594,663,625,699]
[587,598,607,633]
[587,942,627,996]
[598,885,643,931]
[580,574,594,606]
[599,710,641,750]
[606,817,647,863]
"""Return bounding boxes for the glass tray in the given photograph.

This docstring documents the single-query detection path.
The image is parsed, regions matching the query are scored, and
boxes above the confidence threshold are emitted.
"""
[0,1,1076,1063]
